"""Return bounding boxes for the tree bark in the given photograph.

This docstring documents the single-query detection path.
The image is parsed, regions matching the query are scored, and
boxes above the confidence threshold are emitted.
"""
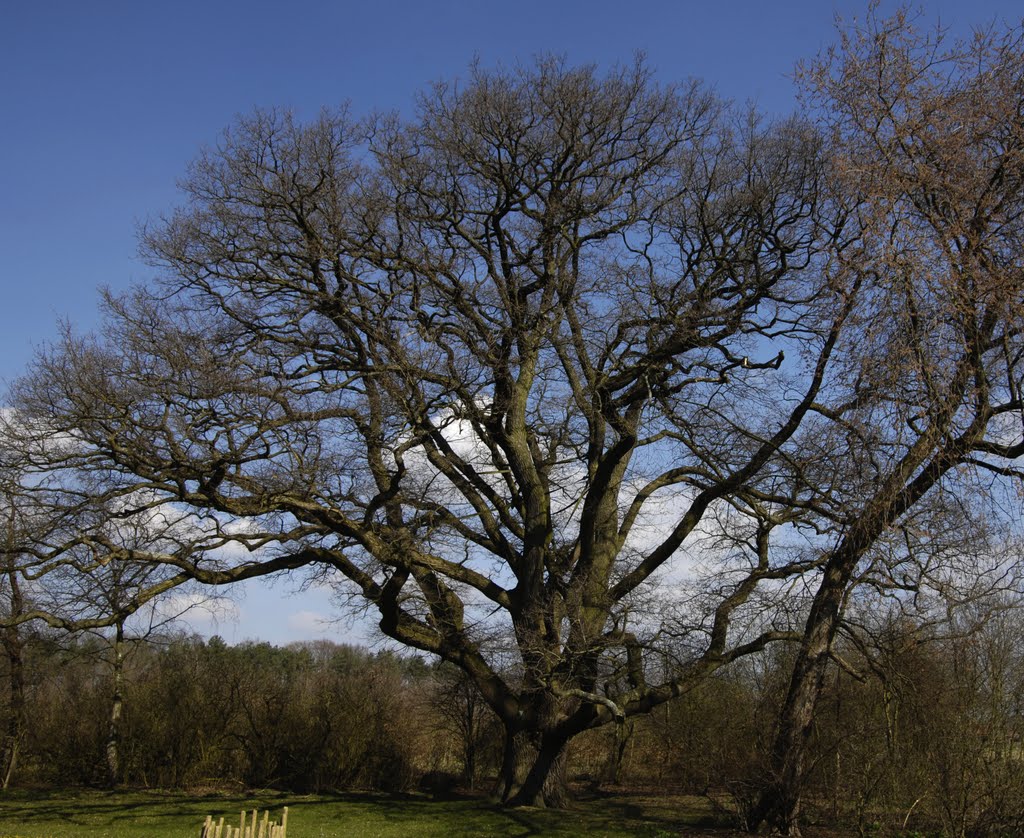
[1,567,25,791]
[748,566,848,835]
[463,736,476,791]
[507,732,570,808]
[495,725,572,808]
[105,622,125,788]
[606,719,633,785]
[494,727,528,802]
[0,623,24,791]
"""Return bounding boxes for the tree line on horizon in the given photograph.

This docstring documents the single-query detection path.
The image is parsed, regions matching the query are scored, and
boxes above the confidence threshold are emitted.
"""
[1,622,1023,835]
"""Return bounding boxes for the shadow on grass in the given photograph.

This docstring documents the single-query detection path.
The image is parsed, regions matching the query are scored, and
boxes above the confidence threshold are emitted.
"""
[0,789,300,831]
[0,786,740,837]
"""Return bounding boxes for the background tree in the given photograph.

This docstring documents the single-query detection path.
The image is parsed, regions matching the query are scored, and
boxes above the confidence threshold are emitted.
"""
[0,505,29,789]
[430,661,500,789]
[749,10,1024,833]
[0,454,84,789]
[0,431,230,788]
[66,544,217,789]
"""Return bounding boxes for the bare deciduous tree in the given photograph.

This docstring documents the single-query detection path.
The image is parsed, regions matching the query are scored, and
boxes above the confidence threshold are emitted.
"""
[2,31,1022,816]
[749,10,1024,833]
[4,58,853,806]
[0,507,29,790]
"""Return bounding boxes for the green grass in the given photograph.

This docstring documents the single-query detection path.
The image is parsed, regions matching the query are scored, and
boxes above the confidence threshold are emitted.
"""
[0,788,727,837]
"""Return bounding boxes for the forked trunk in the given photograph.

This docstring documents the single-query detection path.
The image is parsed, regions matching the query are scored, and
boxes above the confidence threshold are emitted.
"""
[495,726,571,808]
[507,732,570,807]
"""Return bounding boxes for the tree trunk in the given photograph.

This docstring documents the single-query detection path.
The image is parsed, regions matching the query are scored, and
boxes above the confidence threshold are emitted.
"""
[495,725,572,808]
[105,622,126,788]
[749,566,847,835]
[507,732,570,807]
[0,624,24,790]
[1,567,25,791]
[606,719,633,785]
[494,727,530,802]
[462,688,479,790]
[464,739,476,790]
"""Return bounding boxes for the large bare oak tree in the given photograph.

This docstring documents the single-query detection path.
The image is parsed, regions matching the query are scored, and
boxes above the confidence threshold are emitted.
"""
[3,24,1023,816]
[4,58,850,805]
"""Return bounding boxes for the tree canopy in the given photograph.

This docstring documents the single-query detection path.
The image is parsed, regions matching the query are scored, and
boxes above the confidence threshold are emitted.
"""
[3,10,1024,826]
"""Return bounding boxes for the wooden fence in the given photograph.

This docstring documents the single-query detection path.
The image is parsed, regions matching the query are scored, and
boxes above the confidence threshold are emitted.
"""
[200,806,288,838]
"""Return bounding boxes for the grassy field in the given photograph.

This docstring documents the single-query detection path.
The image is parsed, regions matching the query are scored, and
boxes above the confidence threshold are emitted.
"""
[0,788,734,837]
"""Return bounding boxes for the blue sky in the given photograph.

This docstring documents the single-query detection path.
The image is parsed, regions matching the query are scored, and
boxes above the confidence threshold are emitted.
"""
[3,0,1022,645]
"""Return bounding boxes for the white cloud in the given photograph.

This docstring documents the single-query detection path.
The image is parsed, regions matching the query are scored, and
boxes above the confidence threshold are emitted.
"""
[286,609,331,636]
[146,590,240,630]
[0,406,85,459]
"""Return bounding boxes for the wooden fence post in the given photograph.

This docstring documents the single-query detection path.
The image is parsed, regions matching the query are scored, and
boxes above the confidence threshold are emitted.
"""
[202,806,287,838]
